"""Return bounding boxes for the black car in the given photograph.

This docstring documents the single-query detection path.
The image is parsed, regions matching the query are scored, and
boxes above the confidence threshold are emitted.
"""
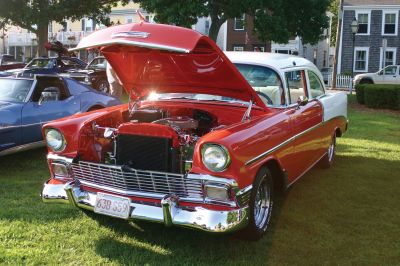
[62,56,109,93]
[3,56,87,77]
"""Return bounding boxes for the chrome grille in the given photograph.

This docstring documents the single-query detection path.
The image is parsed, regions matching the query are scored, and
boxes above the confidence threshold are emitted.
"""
[71,161,204,200]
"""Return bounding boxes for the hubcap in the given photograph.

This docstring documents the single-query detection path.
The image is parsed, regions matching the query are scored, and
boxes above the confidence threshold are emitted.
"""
[254,177,271,229]
[98,82,108,93]
[328,135,336,162]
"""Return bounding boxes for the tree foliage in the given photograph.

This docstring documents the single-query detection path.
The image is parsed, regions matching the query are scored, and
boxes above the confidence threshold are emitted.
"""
[136,0,330,44]
[0,0,129,56]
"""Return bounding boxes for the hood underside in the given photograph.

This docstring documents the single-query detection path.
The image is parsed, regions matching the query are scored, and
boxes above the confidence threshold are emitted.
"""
[72,23,264,107]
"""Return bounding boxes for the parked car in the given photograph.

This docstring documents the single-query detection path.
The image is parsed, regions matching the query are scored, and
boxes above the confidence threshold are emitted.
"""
[41,23,348,240]
[0,75,121,156]
[2,56,87,77]
[62,56,109,93]
[354,65,400,85]
[0,54,25,71]
[320,67,332,84]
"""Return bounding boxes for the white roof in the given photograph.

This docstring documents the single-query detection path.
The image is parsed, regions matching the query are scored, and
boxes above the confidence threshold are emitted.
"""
[225,52,319,74]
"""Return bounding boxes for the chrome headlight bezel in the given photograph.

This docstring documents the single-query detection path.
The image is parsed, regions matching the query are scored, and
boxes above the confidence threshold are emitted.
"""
[45,128,66,152]
[201,144,231,172]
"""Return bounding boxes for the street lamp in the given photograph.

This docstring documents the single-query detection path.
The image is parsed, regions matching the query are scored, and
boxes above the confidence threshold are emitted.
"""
[350,17,359,94]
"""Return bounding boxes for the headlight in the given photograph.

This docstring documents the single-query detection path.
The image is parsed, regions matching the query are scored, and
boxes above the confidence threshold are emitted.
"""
[201,144,230,172]
[45,129,66,152]
[84,76,90,83]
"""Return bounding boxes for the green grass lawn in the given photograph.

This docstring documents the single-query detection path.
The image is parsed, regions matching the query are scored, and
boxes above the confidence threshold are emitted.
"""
[1,95,399,265]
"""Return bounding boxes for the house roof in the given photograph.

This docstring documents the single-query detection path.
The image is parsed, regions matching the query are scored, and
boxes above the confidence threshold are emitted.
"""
[344,0,400,6]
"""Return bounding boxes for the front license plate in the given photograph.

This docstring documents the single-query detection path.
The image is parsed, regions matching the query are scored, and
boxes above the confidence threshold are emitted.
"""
[94,193,131,219]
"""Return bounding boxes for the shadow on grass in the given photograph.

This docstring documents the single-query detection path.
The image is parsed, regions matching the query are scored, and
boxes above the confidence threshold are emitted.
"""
[89,153,400,265]
[89,195,286,265]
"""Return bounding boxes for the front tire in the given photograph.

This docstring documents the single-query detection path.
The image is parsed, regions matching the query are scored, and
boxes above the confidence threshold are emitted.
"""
[239,167,273,241]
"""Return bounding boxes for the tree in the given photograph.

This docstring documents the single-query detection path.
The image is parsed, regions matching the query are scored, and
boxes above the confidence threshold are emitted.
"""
[0,0,129,56]
[136,0,330,45]
[329,0,339,47]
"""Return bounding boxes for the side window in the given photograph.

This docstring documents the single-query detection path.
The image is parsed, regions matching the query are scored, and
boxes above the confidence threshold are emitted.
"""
[308,71,325,98]
[285,70,307,104]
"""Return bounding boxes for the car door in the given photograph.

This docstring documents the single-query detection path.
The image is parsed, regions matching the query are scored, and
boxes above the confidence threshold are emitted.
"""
[284,69,323,182]
[20,76,81,144]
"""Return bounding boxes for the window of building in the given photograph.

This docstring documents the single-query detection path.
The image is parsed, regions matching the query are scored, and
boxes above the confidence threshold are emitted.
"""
[354,47,369,72]
[81,18,93,32]
[285,70,307,105]
[307,71,325,98]
[253,46,265,52]
[234,14,245,30]
[233,45,244,51]
[382,11,398,35]
[380,47,397,68]
[356,12,370,35]
[275,49,291,54]
[126,16,133,24]
[48,22,52,33]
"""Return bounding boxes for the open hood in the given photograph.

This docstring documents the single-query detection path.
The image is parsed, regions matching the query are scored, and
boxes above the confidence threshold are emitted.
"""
[73,23,264,107]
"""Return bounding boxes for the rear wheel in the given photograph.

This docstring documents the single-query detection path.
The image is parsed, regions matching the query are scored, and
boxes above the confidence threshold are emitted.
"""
[319,132,336,168]
[238,167,273,241]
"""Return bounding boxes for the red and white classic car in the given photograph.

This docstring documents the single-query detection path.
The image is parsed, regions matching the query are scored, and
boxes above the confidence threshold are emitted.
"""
[41,23,347,240]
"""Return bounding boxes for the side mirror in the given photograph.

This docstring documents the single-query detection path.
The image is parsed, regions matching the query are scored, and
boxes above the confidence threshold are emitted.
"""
[297,96,308,108]
[38,87,60,105]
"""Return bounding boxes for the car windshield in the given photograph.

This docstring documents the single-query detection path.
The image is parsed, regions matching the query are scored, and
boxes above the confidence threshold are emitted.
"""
[0,79,33,102]
[26,59,53,68]
[234,63,285,106]
[145,92,247,104]
[88,58,107,69]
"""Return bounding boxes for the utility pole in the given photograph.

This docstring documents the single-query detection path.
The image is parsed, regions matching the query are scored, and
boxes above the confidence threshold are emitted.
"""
[332,0,343,89]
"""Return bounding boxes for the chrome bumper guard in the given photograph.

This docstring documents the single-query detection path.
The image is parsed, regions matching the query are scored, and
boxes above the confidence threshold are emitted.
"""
[42,179,249,233]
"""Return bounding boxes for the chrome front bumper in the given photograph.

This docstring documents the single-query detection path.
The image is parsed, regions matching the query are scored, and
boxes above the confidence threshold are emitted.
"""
[42,180,249,233]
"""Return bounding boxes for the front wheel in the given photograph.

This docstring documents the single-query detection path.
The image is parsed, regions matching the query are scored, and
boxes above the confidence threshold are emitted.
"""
[238,167,273,241]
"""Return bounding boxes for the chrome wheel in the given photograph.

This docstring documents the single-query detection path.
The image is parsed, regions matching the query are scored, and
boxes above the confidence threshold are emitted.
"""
[328,134,336,162]
[254,176,271,230]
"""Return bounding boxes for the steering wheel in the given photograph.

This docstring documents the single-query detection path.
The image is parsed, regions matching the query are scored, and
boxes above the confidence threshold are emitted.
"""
[256,91,273,105]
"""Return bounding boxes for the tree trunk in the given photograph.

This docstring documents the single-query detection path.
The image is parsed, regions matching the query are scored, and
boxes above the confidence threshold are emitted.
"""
[208,11,225,43]
[36,22,48,57]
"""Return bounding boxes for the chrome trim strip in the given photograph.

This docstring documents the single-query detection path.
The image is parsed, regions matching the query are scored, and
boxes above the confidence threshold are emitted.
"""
[70,39,190,53]
[0,140,45,156]
[186,173,238,187]
[236,184,253,197]
[245,122,323,166]
[111,31,150,39]
[47,154,74,163]
[78,179,204,203]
